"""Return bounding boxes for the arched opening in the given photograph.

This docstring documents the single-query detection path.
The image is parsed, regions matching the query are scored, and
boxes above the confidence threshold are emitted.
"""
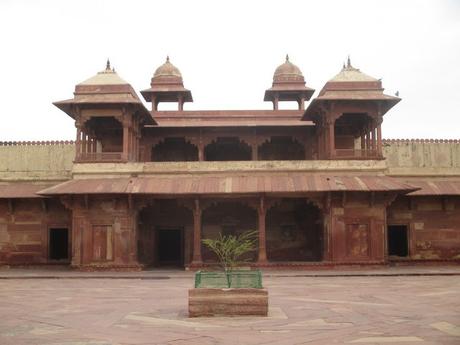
[151,137,198,162]
[267,198,323,261]
[258,136,305,160]
[334,113,376,158]
[137,200,193,267]
[201,201,257,263]
[80,116,123,160]
[204,137,252,161]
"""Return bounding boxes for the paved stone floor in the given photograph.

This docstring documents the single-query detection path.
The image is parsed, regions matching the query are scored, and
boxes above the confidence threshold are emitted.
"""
[0,273,459,344]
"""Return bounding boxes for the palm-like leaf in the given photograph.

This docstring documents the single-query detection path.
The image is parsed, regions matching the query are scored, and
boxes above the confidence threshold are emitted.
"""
[202,230,258,275]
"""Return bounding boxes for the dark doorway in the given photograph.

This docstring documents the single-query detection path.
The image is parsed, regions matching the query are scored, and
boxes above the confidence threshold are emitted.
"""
[49,228,69,260]
[157,229,183,266]
[388,225,409,257]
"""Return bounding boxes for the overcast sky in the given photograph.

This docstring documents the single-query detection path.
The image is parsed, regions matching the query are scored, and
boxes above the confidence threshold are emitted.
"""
[0,0,459,140]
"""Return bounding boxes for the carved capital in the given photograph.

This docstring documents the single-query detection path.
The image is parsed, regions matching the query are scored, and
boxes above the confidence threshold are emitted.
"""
[382,193,399,207]
[59,196,74,210]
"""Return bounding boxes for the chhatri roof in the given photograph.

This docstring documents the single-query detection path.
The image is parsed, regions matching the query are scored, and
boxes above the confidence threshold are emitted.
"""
[273,55,304,82]
[303,57,401,120]
[316,57,396,99]
[329,58,378,82]
[141,56,193,103]
[78,60,129,85]
[264,55,315,102]
[153,56,182,78]
[53,60,154,123]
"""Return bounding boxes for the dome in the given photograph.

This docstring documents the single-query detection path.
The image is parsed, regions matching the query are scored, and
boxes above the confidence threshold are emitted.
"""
[273,55,304,82]
[142,56,193,106]
[153,56,182,78]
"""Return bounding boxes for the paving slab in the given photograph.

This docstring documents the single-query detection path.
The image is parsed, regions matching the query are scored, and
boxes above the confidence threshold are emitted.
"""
[0,271,459,344]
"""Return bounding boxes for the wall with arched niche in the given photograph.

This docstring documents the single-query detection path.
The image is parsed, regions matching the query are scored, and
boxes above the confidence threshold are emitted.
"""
[266,198,323,261]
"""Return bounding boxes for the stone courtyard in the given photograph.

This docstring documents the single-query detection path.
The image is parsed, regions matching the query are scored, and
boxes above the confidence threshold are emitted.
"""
[0,269,459,344]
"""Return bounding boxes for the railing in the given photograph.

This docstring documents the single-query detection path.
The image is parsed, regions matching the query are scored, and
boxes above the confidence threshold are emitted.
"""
[334,149,381,159]
[76,152,123,162]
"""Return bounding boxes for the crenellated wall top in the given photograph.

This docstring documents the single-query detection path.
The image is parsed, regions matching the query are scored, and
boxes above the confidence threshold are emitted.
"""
[0,140,75,146]
[383,139,460,144]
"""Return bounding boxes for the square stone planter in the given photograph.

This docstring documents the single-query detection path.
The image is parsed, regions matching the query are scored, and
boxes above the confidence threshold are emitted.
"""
[189,270,268,317]
[189,288,268,317]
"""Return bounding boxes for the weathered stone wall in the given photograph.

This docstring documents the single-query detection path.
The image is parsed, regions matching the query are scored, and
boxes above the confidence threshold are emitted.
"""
[201,202,257,262]
[1,139,459,180]
[0,199,70,264]
[266,199,322,261]
[327,193,387,263]
[383,139,460,176]
[0,141,75,181]
[70,196,139,269]
[387,196,460,260]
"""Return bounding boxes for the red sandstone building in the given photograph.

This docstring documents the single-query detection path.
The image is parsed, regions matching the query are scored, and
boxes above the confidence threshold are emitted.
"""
[0,56,459,269]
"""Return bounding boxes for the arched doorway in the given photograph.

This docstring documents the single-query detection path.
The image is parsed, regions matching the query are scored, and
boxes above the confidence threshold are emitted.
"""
[266,198,323,261]
[138,200,193,267]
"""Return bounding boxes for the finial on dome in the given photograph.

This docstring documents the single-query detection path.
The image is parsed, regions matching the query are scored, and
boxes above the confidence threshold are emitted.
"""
[286,54,289,62]
[166,55,170,63]
[112,67,115,72]
[347,55,351,68]
[343,62,346,69]
[106,59,111,71]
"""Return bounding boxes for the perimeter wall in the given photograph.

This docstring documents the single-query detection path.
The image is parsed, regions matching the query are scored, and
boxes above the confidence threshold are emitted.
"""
[0,141,75,181]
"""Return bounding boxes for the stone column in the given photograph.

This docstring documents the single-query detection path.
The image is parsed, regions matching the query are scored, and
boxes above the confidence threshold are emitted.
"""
[91,134,97,153]
[191,199,202,264]
[273,94,279,110]
[298,96,305,110]
[81,131,87,158]
[377,122,382,157]
[178,94,184,111]
[251,141,259,161]
[365,125,371,153]
[328,120,335,159]
[257,196,268,263]
[198,142,204,161]
[75,126,82,161]
[152,95,158,112]
[122,119,130,161]
[130,127,135,161]
[372,126,378,152]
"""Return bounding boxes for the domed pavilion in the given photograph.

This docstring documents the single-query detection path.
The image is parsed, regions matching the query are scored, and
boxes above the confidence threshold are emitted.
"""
[141,56,193,111]
[264,55,315,110]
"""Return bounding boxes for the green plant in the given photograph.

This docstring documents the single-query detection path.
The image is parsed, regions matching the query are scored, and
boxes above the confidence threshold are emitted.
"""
[202,230,258,287]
